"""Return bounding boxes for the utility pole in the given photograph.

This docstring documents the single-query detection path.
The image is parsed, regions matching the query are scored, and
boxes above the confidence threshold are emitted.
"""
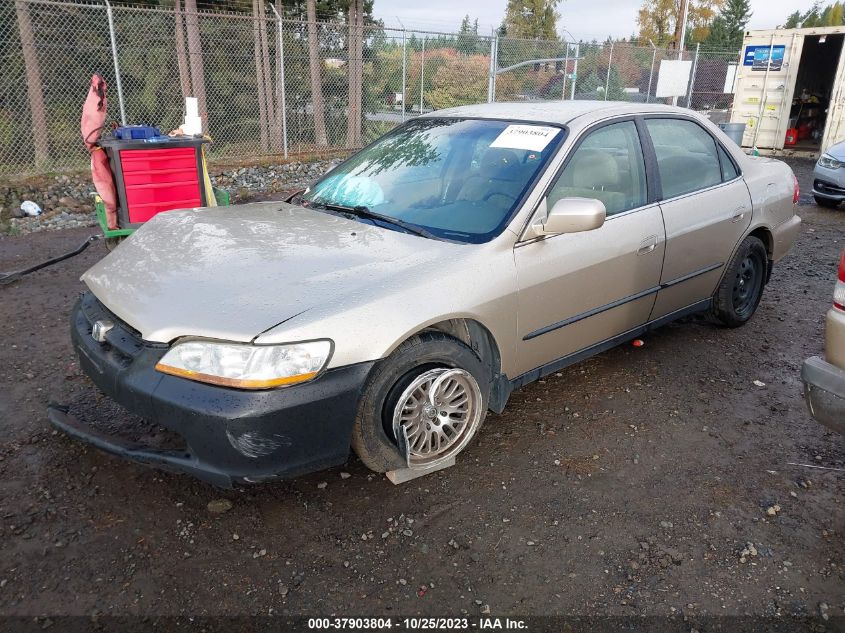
[674,0,690,58]
[671,0,691,106]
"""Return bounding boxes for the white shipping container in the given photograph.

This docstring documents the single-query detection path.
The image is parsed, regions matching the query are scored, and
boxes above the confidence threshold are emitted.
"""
[730,25,845,155]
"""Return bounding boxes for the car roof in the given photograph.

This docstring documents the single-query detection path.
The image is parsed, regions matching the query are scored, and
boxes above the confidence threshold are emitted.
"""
[420,100,692,127]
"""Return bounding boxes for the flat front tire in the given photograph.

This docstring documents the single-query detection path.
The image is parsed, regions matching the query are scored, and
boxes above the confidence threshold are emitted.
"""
[351,331,489,473]
[710,235,767,328]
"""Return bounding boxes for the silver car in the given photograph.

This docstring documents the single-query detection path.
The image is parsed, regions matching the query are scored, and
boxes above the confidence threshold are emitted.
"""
[813,140,845,208]
[51,102,801,487]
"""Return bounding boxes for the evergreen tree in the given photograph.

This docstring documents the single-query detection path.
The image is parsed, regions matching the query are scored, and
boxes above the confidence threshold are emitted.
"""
[703,0,750,50]
[783,10,802,28]
[801,2,824,27]
[722,0,751,48]
[457,14,480,54]
[702,15,730,49]
[781,2,845,28]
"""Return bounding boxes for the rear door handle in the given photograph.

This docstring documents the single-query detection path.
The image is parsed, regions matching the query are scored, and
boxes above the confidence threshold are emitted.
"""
[637,235,658,255]
[731,206,748,222]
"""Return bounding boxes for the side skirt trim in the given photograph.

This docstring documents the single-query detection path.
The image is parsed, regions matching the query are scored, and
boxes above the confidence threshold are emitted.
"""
[510,298,712,390]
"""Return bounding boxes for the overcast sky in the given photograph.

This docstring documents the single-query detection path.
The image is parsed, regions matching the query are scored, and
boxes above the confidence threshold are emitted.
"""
[374,0,801,39]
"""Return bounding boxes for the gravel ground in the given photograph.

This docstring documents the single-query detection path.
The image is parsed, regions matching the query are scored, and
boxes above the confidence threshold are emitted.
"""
[0,158,842,624]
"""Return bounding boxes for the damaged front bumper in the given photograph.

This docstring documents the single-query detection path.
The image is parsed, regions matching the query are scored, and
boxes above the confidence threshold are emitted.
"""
[50,292,373,487]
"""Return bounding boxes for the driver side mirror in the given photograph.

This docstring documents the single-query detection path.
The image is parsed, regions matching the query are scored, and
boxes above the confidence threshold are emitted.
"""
[524,197,606,239]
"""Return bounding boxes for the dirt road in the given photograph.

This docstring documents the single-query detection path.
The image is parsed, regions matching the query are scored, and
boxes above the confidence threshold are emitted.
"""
[0,158,842,622]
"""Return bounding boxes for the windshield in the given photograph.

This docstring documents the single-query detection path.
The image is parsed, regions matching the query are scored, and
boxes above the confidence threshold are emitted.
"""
[300,118,565,243]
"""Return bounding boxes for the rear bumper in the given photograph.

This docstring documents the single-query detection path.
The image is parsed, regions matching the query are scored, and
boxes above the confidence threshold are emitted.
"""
[801,356,845,434]
[54,293,373,487]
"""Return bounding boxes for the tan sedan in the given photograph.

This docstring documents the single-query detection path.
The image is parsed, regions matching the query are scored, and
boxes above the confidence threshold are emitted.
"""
[51,101,801,486]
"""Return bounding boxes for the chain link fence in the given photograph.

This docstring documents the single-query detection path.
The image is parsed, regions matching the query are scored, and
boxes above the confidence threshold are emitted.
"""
[2,0,740,177]
[492,37,740,113]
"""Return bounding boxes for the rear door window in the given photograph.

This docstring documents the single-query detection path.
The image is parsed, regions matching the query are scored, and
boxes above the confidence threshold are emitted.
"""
[645,119,722,199]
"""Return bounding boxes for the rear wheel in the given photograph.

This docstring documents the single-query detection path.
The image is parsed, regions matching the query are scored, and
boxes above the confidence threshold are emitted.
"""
[814,195,840,209]
[351,331,489,473]
[710,236,767,328]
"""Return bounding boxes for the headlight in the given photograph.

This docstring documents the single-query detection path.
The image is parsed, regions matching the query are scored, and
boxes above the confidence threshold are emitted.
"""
[819,154,844,170]
[155,340,332,389]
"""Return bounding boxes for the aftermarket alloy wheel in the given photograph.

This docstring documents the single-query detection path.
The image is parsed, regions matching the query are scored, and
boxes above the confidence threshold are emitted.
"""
[710,235,767,328]
[351,331,489,473]
[391,367,483,469]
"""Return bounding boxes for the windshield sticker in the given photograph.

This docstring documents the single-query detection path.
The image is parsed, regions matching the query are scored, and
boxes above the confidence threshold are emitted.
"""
[490,125,560,152]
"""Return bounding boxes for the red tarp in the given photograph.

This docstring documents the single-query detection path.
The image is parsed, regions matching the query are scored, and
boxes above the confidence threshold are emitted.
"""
[81,74,118,229]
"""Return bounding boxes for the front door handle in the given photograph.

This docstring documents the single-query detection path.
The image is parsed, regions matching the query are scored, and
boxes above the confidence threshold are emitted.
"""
[637,235,658,256]
[731,206,748,223]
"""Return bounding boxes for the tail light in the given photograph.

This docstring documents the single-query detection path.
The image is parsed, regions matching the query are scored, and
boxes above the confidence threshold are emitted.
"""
[793,174,800,205]
[835,250,845,311]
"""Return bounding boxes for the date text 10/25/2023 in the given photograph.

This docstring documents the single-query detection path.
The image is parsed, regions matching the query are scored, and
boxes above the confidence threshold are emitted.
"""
[307,617,528,630]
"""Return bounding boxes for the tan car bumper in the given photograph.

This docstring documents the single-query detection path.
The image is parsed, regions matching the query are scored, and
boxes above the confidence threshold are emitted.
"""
[801,308,845,434]
[802,356,845,434]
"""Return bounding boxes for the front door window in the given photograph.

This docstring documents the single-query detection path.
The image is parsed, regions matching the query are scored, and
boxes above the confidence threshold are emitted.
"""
[547,120,647,216]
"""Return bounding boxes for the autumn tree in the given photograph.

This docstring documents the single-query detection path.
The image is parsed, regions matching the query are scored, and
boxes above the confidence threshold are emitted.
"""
[637,0,676,45]
[427,56,518,109]
[637,0,724,48]
[502,0,561,40]
[427,56,489,109]
[686,0,721,44]
[404,48,452,110]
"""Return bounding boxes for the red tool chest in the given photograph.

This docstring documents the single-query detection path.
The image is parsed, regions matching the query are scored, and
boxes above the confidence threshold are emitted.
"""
[100,137,209,228]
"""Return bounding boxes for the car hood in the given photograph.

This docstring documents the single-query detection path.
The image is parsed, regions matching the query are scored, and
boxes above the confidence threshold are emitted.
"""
[83,202,458,343]
[826,141,845,161]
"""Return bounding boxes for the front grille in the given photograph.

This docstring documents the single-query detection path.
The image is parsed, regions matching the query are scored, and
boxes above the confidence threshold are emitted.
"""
[77,292,157,365]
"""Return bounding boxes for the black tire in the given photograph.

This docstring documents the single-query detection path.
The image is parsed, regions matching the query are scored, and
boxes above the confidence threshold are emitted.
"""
[814,195,840,209]
[710,236,768,328]
[351,331,490,473]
